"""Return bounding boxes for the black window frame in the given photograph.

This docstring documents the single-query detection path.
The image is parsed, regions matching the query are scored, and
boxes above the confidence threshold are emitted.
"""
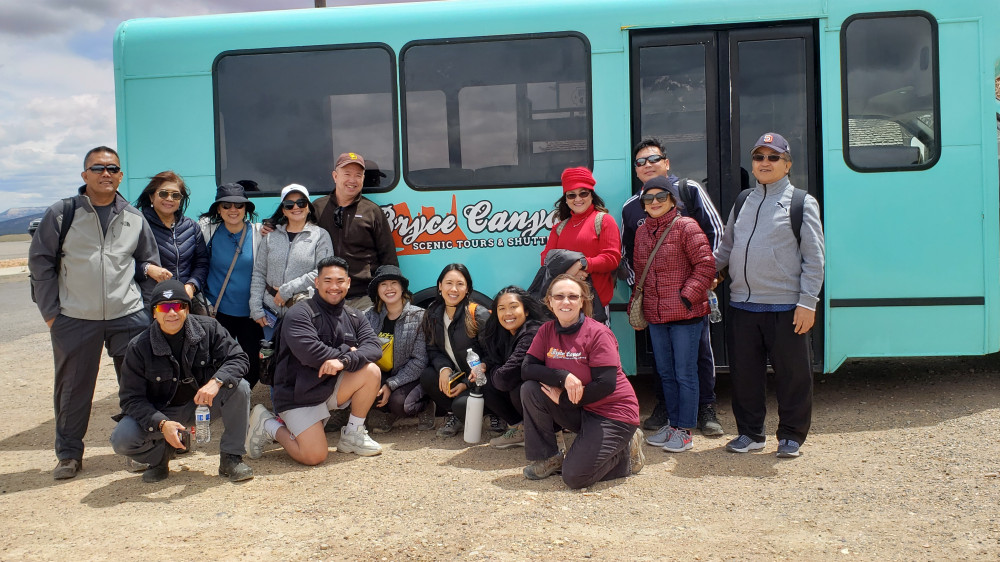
[840,10,941,173]
[399,31,594,191]
[212,42,400,196]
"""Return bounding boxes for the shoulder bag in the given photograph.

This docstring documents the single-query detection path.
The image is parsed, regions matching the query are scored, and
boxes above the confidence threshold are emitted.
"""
[628,215,679,330]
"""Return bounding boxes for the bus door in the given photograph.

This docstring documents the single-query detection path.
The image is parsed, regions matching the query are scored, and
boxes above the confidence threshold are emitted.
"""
[629,23,820,371]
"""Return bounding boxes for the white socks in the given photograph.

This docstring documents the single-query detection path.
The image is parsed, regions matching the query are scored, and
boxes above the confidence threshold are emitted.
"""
[345,414,365,432]
[263,418,283,439]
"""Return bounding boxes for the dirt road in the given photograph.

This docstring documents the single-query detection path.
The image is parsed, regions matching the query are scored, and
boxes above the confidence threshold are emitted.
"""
[1,325,999,560]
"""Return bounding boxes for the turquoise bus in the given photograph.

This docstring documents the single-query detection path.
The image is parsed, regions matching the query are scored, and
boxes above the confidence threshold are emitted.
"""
[112,0,1000,374]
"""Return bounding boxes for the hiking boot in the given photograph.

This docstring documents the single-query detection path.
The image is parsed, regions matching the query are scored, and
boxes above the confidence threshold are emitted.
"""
[436,414,463,438]
[642,401,669,430]
[725,435,766,453]
[338,425,383,456]
[124,457,149,473]
[142,448,174,483]
[629,428,646,475]
[417,401,437,431]
[489,425,525,449]
[367,409,398,434]
[662,427,693,453]
[697,403,724,437]
[246,404,275,460]
[776,439,802,458]
[53,458,81,480]
[523,452,564,480]
[324,408,350,433]
[219,453,254,482]
[644,425,674,447]
[487,414,507,436]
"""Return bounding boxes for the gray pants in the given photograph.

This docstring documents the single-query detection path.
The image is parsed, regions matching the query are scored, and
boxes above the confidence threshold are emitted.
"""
[50,311,149,461]
[110,379,251,464]
[521,380,636,489]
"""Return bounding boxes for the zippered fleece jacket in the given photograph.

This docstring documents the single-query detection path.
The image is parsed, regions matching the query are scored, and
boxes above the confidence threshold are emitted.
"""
[28,187,158,321]
[249,223,333,321]
[713,176,825,310]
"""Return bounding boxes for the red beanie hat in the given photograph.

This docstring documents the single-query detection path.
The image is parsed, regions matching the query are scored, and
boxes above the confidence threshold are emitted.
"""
[561,167,596,194]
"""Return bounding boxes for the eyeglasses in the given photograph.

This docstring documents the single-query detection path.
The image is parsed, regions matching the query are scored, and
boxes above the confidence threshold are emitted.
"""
[641,192,670,204]
[751,154,786,162]
[154,302,188,313]
[633,154,666,167]
[87,164,121,174]
[565,190,592,201]
[220,202,245,210]
[281,198,309,210]
[550,293,582,302]
[156,190,184,201]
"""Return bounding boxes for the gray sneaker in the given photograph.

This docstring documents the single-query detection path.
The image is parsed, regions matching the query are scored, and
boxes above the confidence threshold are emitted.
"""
[776,439,801,458]
[489,425,525,449]
[629,428,646,474]
[338,425,383,456]
[725,434,766,453]
[124,456,149,473]
[662,427,693,453]
[417,401,436,431]
[523,452,564,480]
[644,425,674,447]
[245,404,275,460]
[436,414,463,438]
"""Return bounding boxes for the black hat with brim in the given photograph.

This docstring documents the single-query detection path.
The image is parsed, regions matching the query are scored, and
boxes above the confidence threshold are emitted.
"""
[209,182,255,216]
[368,265,410,303]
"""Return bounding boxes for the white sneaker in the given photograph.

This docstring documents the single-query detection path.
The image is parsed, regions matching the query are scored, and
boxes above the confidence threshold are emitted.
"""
[644,425,674,447]
[124,456,149,473]
[246,404,275,460]
[338,425,383,456]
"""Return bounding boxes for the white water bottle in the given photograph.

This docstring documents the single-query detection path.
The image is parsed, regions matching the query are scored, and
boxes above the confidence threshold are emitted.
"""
[463,348,486,443]
[195,405,211,444]
[707,289,722,324]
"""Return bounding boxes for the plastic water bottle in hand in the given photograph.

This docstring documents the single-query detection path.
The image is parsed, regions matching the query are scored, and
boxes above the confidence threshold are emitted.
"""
[466,348,486,387]
[195,405,211,444]
[707,289,722,324]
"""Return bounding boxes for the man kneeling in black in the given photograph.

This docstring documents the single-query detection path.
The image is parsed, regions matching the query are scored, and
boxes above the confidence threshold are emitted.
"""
[110,279,253,483]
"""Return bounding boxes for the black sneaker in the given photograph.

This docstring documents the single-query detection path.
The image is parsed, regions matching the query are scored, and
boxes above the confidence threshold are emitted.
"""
[642,401,669,430]
[487,414,507,436]
[219,453,254,482]
[368,410,398,435]
[142,448,174,483]
[324,408,350,433]
[436,413,463,438]
[697,403,724,437]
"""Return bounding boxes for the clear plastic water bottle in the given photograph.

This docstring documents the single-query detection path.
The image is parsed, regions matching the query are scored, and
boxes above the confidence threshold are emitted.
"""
[195,404,211,444]
[466,348,486,386]
[707,289,722,324]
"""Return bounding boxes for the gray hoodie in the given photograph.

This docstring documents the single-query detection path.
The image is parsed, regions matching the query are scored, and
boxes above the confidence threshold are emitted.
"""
[249,223,334,321]
[714,176,825,310]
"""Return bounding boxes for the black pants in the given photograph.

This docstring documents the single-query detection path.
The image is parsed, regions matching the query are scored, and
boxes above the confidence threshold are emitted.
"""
[374,375,422,419]
[419,365,471,420]
[483,381,522,426]
[653,317,716,406]
[521,381,636,489]
[215,312,264,389]
[726,306,813,444]
[50,310,149,461]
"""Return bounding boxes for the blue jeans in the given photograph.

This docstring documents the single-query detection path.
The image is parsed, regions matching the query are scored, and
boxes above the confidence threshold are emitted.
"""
[648,321,702,429]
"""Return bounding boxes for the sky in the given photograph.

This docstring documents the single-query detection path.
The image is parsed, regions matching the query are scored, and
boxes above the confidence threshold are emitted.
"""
[0,0,412,213]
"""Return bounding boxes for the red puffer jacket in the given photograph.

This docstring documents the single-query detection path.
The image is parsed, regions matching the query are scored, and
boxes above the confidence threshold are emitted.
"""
[630,207,716,324]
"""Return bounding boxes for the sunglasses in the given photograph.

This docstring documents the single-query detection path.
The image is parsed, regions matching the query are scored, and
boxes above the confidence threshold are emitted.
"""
[641,191,671,204]
[565,190,592,201]
[752,154,786,162]
[156,190,184,201]
[154,302,188,314]
[633,154,666,167]
[87,164,121,174]
[550,293,582,302]
[281,198,309,210]
[220,202,245,210]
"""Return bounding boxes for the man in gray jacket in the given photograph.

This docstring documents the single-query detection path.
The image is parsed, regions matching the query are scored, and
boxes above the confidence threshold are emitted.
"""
[28,146,159,479]
[713,133,825,459]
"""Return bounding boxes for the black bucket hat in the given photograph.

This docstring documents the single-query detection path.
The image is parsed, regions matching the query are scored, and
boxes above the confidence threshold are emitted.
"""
[209,182,255,217]
[368,265,410,303]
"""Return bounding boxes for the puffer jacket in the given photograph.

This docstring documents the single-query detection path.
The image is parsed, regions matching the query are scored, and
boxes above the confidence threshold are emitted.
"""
[631,207,715,324]
[116,315,248,433]
[249,223,334,321]
[141,207,209,302]
[424,300,490,377]
[364,302,428,390]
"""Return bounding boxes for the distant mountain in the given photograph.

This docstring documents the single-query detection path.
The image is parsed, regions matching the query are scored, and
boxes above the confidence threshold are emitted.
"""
[0,207,47,221]
[0,212,45,236]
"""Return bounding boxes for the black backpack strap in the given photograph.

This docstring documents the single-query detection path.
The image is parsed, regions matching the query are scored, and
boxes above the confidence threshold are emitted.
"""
[732,188,752,223]
[677,178,694,211]
[789,188,806,245]
[56,197,76,267]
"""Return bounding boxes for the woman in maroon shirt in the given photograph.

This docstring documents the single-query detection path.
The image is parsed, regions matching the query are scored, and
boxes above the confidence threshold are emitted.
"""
[519,274,644,488]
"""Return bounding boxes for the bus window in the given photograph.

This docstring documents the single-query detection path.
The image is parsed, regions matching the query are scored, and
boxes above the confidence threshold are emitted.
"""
[214,45,397,194]
[401,34,591,189]
[841,12,939,171]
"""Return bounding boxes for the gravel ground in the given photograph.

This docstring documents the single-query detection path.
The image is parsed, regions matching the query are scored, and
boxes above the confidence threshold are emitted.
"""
[2,328,1000,561]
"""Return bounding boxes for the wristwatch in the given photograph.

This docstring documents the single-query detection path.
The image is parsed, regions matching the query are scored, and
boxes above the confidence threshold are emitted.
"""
[213,377,225,387]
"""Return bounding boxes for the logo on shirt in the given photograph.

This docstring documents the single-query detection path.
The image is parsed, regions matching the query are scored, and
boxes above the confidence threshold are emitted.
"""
[546,347,584,361]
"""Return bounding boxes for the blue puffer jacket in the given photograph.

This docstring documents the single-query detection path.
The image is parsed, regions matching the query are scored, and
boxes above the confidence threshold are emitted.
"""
[142,207,209,300]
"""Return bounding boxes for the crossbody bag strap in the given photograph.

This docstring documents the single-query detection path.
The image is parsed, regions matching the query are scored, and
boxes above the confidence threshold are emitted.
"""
[635,214,680,291]
[213,224,248,313]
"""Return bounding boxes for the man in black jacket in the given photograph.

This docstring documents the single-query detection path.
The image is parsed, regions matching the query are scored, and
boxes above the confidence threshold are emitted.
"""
[245,256,384,465]
[110,279,253,483]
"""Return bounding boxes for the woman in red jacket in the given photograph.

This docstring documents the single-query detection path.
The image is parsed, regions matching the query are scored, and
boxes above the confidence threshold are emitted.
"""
[629,176,716,453]
[540,167,621,321]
